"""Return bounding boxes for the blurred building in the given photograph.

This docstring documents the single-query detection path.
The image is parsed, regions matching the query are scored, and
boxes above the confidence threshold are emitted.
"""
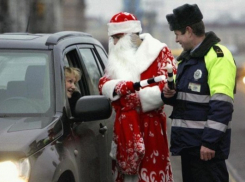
[0,0,63,33]
[123,0,143,20]
[0,0,30,32]
[161,21,245,55]
[62,0,86,31]
[28,0,63,33]
[0,0,85,33]
[0,0,244,56]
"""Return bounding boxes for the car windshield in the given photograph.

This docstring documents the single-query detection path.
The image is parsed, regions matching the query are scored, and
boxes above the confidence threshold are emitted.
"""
[0,50,54,115]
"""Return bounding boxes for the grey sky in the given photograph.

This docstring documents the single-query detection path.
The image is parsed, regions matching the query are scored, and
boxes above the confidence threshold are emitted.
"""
[85,0,245,23]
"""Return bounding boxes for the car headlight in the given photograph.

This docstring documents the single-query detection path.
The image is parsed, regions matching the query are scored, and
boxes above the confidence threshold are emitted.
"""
[243,76,245,85]
[0,158,30,182]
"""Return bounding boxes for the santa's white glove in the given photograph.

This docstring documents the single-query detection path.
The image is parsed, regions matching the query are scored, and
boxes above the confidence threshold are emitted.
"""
[131,34,142,47]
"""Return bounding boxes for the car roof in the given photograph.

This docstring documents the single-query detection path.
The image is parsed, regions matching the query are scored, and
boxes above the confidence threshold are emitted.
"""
[0,31,103,50]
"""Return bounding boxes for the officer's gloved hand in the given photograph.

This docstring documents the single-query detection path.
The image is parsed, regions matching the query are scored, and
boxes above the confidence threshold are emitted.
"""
[131,34,142,47]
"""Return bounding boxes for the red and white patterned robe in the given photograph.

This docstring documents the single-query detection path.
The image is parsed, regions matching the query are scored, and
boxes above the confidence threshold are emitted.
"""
[99,33,177,182]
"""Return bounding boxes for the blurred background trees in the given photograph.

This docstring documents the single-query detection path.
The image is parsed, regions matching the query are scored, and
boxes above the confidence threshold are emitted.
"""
[0,0,85,33]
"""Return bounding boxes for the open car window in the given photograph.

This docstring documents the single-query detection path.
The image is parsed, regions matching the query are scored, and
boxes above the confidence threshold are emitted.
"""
[78,48,102,95]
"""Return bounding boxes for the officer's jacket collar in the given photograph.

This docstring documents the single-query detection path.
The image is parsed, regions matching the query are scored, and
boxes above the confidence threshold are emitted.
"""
[177,31,220,61]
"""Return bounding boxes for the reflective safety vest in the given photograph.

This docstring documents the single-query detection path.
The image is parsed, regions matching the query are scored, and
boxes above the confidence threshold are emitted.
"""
[168,44,236,159]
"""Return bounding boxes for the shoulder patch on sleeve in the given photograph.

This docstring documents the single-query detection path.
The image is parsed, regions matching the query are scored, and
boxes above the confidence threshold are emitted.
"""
[213,45,224,57]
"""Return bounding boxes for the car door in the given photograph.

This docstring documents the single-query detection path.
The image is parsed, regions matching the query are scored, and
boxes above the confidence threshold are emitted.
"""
[62,45,113,182]
[76,44,114,182]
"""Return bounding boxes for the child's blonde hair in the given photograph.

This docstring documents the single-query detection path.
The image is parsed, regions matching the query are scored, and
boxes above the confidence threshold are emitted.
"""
[64,67,82,82]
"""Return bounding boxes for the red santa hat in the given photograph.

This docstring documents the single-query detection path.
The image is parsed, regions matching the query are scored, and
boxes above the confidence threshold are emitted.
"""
[108,12,142,36]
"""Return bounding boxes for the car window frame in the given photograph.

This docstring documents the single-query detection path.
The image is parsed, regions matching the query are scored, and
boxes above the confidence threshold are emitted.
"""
[94,45,108,72]
[76,44,105,95]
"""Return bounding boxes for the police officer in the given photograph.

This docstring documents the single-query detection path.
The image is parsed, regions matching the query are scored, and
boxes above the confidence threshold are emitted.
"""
[162,4,236,182]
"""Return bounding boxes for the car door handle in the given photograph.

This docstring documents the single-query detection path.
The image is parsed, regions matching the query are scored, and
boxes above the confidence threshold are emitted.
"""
[99,123,107,136]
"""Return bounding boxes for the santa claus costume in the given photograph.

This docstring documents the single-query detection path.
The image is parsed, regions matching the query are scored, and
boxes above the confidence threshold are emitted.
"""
[98,12,176,182]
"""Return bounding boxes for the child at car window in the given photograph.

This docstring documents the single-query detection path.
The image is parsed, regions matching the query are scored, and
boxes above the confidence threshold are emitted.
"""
[64,67,82,116]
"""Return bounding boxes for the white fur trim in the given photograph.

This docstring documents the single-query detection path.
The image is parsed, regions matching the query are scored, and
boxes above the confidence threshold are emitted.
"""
[136,33,167,73]
[139,86,163,112]
[108,20,142,36]
[101,79,121,101]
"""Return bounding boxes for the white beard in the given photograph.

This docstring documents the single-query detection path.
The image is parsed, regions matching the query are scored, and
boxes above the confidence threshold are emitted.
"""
[106,34,141,82]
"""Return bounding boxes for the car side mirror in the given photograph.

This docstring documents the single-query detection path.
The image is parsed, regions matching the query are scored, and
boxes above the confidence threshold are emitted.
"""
[74,95,112,121]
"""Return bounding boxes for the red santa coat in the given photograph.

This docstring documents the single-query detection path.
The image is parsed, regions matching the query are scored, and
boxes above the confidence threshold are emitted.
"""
[99,33,176,182]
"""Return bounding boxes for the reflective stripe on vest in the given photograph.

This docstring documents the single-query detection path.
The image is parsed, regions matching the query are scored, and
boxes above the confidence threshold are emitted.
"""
[211,93,234,105]
[172,119,231,131]
[206,119,231,132]
[177,92,210,103]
